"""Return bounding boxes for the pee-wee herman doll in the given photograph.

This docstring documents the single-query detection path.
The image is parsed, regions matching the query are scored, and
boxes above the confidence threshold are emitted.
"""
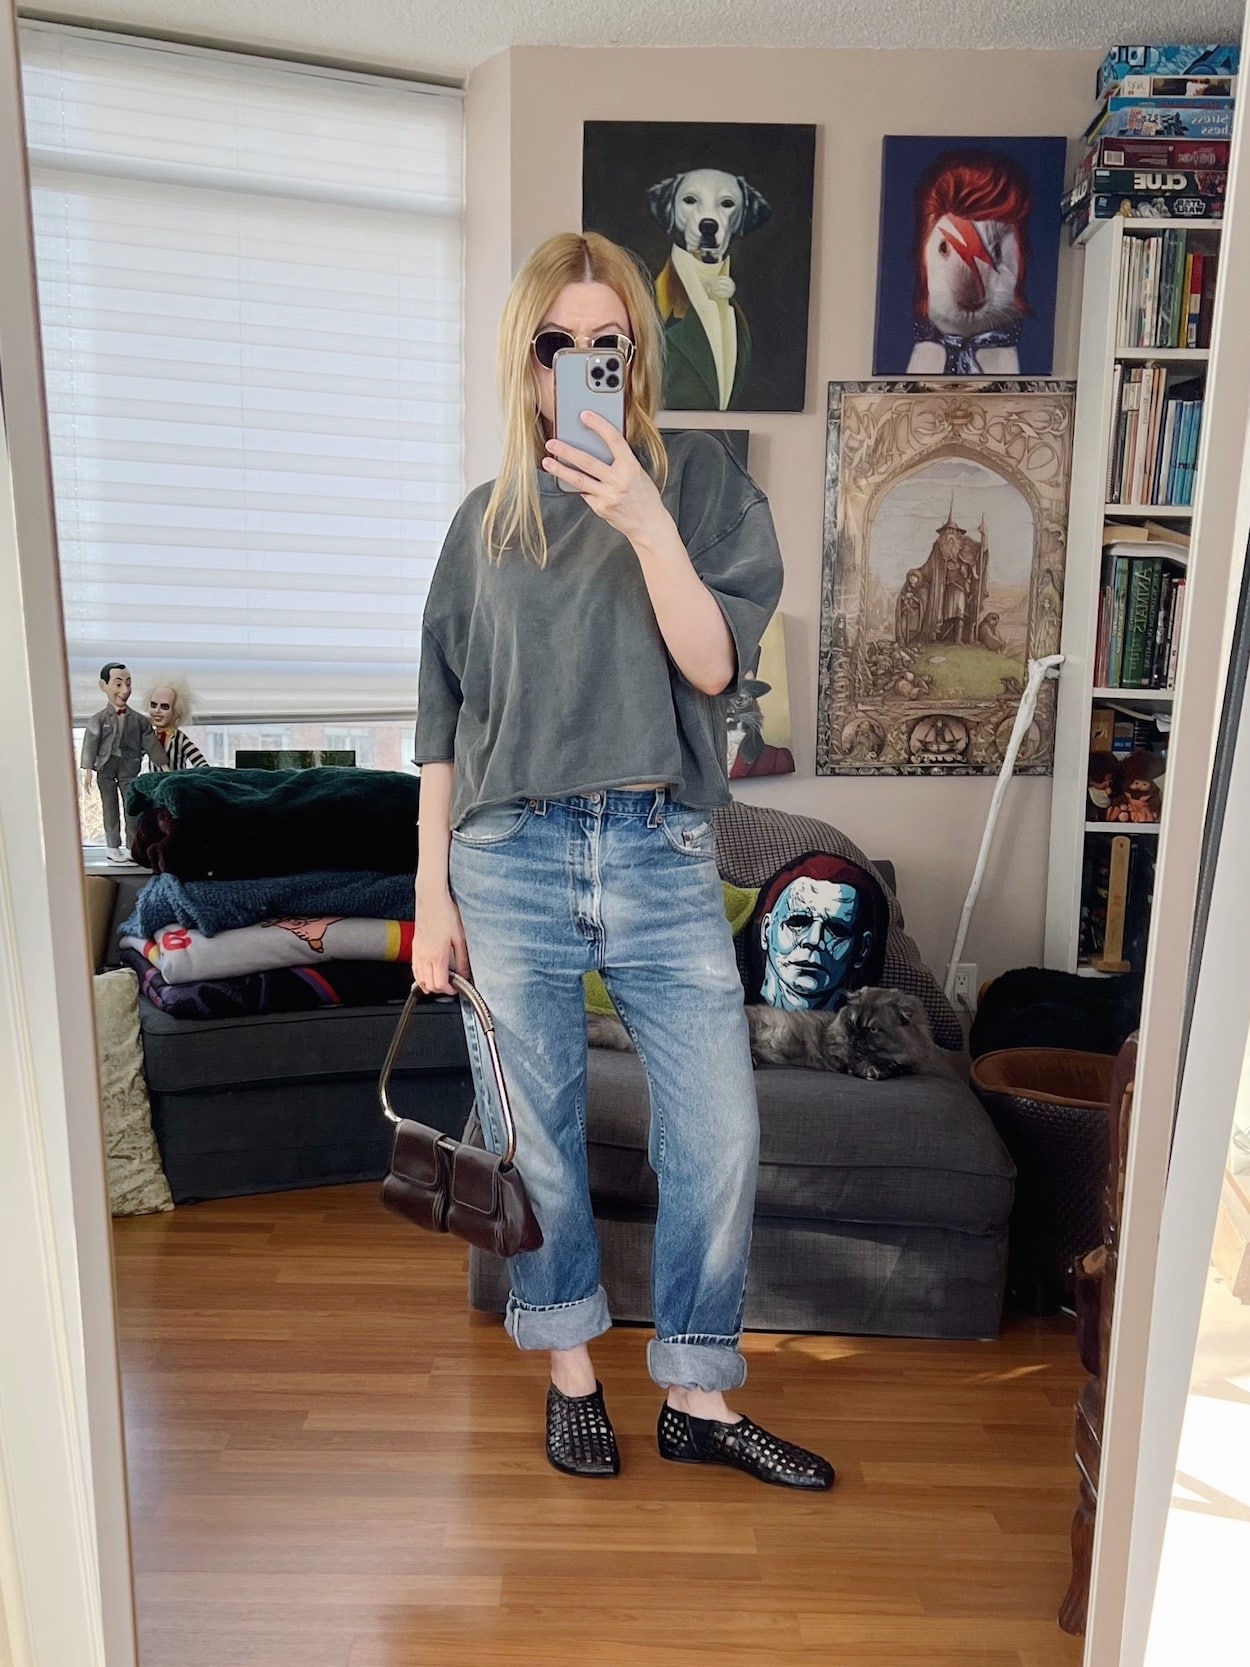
[80,661,169,861]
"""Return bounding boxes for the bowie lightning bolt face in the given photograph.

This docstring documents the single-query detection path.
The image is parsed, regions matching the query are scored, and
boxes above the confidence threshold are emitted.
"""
[922,214,1023,335]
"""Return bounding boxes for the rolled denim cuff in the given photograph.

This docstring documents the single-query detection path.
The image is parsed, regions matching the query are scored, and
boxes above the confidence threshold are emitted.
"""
[647,1336,747,1391]
[504,1285,612,1352]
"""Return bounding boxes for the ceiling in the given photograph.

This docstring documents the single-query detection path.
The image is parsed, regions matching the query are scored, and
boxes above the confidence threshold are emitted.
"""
[31,1,1246,81]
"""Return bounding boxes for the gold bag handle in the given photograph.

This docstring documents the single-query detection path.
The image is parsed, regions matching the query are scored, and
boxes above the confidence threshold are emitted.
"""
[378,975,520,1167]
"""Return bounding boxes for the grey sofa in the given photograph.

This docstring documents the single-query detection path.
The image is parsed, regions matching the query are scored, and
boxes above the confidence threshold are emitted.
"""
[107,798,1014,1338]
[469,800,1015,1341]
[470,1045,1013,1339]
[138,997,470,1201]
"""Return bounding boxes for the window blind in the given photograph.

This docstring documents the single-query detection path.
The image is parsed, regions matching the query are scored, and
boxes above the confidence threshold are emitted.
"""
[20,22,463,723]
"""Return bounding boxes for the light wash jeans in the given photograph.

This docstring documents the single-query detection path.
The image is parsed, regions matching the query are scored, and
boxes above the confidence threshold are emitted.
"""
[448,787,759,1391]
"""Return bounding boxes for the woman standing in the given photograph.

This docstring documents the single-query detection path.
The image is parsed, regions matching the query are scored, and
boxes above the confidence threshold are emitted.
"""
[411,232,832,1492]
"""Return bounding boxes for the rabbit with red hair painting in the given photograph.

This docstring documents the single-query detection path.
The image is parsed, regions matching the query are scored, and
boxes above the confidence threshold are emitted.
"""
[907,147,1034,375]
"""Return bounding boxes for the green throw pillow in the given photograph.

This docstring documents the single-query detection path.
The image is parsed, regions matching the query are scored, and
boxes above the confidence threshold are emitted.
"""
[583,879,759,1016]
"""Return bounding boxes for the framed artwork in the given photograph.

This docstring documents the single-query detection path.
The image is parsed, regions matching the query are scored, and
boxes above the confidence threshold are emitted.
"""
[583,121,816,413]
[873,136,1068,377]
[729,612,794,779]
[816,380,1075,777]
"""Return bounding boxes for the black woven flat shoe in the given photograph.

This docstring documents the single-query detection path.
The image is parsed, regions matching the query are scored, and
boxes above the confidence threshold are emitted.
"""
[546,1382,621,1478]
[657,1403,834,1491]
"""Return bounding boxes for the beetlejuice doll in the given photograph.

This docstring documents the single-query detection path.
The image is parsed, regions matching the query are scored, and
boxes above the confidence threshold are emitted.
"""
[80,661,169,861]
[143,675,209,771]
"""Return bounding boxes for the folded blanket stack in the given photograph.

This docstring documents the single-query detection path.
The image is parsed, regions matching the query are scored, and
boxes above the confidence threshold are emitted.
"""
[121,950,414,1021]
[121,769,419,1019]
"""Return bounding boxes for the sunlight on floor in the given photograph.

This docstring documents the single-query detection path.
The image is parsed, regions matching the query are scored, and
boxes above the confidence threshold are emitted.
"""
[1144,1270,1250,1664]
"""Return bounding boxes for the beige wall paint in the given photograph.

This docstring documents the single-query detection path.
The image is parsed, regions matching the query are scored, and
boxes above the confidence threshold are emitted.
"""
[463,50,512,484]
[466,45,1099,978]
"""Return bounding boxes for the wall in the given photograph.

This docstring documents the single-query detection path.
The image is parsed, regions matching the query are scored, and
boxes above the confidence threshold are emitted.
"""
[466,45,1100,977]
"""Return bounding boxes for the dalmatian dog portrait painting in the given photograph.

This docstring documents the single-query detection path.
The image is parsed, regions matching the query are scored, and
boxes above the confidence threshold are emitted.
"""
[872,136,1067,378]
[583,121,816,412]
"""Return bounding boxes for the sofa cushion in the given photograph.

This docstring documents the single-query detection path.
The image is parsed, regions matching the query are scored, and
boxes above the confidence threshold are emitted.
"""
[139,996,475,1202]
[745,850,889,1007]
[713,799,962,1049]
[584,1048,1014,1237]
[138,994,466,1094]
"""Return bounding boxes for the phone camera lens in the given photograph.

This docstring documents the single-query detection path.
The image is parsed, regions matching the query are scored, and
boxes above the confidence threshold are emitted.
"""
[590,364,604,380]
[606,358,620,373]
[606,375,620,389]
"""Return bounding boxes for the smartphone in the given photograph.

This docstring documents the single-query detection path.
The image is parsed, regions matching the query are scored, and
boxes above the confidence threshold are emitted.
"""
[553,347,627,493]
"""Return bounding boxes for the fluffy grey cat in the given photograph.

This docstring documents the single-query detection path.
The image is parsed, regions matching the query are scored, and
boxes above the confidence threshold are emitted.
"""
[587,986,944,1080]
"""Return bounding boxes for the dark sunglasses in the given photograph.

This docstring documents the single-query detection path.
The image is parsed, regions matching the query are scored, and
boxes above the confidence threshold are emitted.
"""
[531,330,636,370]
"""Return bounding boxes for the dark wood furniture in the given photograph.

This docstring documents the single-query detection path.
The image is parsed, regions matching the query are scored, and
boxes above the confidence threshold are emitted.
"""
[1058,1032,1138,1635]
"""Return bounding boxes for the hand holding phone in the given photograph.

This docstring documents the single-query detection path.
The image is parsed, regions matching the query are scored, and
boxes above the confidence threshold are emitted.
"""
[552,347,627,493]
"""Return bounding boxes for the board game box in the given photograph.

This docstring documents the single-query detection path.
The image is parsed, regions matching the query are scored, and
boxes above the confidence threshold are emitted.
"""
[1113,74,1236,100]
[1085,99,1235,142]
[1067,194,1225,244]
[1082,168,1226,199]
[1097,44,1240,99]
[1091,137,1230,170]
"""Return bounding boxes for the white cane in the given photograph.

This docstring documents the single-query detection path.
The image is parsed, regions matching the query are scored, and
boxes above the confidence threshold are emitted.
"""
[944,653,1064,1003]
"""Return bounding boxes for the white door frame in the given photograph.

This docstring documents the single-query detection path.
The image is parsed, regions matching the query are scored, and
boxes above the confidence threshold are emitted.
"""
[1136,556,1250,1658]
[0,3,137,1662]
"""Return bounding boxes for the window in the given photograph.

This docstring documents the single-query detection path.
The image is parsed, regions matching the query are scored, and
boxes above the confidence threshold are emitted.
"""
[21,21,463,727]
[199,720,406,770]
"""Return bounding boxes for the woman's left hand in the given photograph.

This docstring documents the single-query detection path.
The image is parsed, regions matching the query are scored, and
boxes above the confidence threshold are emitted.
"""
[542,412,671,548]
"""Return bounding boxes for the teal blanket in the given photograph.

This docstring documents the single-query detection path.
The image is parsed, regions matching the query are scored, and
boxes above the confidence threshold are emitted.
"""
[127,767,419,879]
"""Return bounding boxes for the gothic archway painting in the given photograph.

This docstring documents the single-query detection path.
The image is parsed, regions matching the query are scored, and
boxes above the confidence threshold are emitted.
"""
[817,380,1075,775]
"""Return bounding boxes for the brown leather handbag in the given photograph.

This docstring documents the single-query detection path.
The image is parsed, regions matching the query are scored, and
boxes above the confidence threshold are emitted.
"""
[378,975,542,1257]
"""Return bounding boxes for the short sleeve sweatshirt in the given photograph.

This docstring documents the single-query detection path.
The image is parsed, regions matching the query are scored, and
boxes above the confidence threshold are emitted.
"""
[412,429,783,830]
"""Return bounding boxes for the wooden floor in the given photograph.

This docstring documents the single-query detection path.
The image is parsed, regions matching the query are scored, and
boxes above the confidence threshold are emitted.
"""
[113,1185,1086,1667]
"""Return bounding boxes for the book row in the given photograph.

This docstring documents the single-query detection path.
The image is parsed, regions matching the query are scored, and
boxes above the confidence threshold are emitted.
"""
[1116,229,1218,348]
[1094,553,1187,690]
[1090,706,1168,760]
[1106,368,1203,506]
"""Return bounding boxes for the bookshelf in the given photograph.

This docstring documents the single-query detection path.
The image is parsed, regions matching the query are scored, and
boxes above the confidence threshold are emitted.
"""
[1045,216,1220,973]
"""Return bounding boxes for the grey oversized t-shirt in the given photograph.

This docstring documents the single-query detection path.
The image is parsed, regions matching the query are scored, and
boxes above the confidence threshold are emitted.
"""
[412,429,783,829]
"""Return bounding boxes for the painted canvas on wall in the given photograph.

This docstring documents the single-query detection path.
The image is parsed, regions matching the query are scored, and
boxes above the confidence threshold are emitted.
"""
[583,121,816,412]
[729,612,794,779]
[873,136,1067,377]
[816,380,1075,776]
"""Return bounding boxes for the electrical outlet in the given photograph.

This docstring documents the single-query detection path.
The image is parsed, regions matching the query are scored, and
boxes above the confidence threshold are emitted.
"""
[951,963,978,1009]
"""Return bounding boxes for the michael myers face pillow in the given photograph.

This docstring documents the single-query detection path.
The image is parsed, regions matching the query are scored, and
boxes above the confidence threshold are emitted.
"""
[747,851,888,1011]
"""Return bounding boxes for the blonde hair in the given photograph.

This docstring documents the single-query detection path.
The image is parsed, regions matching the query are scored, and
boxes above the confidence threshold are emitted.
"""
[482,232,668,565]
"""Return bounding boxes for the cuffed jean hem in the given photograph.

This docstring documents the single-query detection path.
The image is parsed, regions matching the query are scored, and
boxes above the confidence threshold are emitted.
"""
[504,1285,612,1352]
[647,1337,748,1392]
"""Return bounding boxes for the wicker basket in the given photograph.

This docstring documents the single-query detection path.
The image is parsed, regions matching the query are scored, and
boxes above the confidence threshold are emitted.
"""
[971,1048,1115,1313]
